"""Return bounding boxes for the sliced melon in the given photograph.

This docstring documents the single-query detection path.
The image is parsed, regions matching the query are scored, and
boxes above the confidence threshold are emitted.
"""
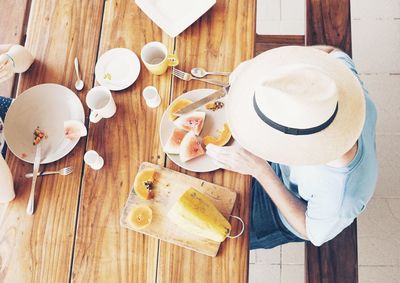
[167,188,231,242]
[203,123,232,146]
[164,128,187,154]
[127,204,153,230]
[173,111,206,136]
[64,120,87,140]
[168,98,193,121]
[133,168,156,200]
[180,132,205,162]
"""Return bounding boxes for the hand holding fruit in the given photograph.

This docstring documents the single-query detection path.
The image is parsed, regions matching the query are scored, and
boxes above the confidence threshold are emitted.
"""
[206,143,266,177]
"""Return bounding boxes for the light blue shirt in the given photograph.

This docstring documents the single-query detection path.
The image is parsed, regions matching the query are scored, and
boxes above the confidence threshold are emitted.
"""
[275,51,378,246]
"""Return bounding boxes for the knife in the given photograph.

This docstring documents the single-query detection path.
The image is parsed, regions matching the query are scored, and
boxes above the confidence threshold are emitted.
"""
[27,143,41,215]
[175,85,230,116]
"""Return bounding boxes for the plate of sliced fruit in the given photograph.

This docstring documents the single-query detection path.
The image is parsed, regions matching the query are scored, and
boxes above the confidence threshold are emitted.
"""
[160,89,232,172]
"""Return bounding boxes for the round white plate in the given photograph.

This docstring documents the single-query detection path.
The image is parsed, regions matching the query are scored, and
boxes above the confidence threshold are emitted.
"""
[95,48,141,91]
[0,117,4,152]
[4,83,85,164]
[160,88,228,172]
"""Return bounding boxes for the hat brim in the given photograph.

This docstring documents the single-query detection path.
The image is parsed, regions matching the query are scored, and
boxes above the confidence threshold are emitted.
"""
[226,46,366,166]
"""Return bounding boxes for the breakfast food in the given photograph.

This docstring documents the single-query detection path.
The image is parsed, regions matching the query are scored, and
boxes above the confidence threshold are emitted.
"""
[64,120,87,140]
[173,111,205,136]
[179,132,205,162]
[167,188,231,242]
[127,204,153,229]
[33,126,48,145]
[134,168,157,200]
[164,128,187,154]
[205,101,224,111]
[203,123,232,147]
[168,98,193,121]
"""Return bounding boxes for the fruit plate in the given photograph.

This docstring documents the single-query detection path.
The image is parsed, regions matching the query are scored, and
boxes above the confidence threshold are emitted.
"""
[120,162,237,257]
[4,84,84,164]
[160,88,228,172]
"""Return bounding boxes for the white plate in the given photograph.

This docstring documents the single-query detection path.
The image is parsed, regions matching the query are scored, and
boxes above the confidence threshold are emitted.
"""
[95,48,141,91]
[135,0,216,38]
[4,83,84,164]
[160,88,228,172]
[0,117,4,152]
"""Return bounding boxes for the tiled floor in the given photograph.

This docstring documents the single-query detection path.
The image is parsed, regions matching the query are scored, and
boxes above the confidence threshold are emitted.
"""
[252,0,400,282]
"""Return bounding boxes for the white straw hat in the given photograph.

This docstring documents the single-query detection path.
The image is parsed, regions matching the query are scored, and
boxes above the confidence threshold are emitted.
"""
[226,46,366,165]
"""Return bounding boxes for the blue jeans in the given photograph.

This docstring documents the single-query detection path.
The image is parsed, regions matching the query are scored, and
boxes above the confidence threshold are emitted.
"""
[0,96,12,157]
[250,178,305,250]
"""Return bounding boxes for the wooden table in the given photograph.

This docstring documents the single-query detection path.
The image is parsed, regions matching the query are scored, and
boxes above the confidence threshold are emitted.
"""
[0,1,255,282]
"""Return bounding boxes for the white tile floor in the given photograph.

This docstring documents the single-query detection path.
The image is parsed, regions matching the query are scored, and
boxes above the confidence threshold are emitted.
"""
[252,0,400,282]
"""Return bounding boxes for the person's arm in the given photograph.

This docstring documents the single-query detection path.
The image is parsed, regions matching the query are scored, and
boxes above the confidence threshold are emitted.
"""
[206,144,309,239]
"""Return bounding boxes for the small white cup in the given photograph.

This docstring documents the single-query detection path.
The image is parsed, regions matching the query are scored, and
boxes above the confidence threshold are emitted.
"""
[142,86,161,108]
[4,45,34,73]
[84,150,104,170]
[140,41,178,75]
[86,86,116,123]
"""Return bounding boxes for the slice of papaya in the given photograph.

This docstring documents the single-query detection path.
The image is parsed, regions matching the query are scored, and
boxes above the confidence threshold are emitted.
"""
[127,205,153,229]
[134,168,156,200]
[203,123,232,146]
[168,98,193,121]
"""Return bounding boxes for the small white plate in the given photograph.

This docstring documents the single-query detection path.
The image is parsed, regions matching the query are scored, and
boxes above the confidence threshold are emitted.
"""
[160,88,228,172]
[135,0,216,38]
[95,48,141,91]
[4,84,85,164]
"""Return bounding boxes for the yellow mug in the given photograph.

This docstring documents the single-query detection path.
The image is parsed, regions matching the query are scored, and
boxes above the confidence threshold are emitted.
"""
[140,41,178,75]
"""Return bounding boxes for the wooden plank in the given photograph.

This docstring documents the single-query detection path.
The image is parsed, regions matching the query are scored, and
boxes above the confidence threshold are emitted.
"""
[157,0,255,282]
[0,0,105,282]
[255,35,305,55]
[120,162,237,257]
[70,1,172,282]
[305,1,358,282]
[306,0,352,54]
[0,0,31,98]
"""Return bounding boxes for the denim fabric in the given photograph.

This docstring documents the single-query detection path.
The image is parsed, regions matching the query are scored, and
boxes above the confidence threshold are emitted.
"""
[0,96,12,157]
[250,178,305,250]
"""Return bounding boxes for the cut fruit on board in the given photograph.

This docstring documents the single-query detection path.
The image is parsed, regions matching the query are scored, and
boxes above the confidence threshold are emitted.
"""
[203,123,231,146]
[164,128,187,154]
[133,168,156,200]
[126,204,153,229]
[173,111,205,136]
[180,132,205,162]
[168,98,193,121]
[167,187,232,242]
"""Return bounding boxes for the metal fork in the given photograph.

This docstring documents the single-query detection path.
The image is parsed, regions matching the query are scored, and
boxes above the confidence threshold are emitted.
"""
[25,166,73,178]
[173,68,229,87]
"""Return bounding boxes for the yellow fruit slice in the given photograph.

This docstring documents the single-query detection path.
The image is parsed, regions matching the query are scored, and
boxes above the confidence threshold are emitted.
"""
[134,168,156,200]
[168,98,193,121]
[127,205,153,229]
[203,123,232,146]
[167,188,231,242]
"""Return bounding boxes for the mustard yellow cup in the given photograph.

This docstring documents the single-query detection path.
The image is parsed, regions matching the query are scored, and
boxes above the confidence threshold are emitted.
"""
[140,42,178,75]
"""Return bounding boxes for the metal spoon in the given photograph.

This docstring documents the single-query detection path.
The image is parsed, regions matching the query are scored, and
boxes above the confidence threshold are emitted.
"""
[191,67,230,78]
[74,57,84,91]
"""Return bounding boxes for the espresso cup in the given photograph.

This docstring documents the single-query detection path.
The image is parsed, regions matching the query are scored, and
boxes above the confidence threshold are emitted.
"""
[5,45,34,73]
[86,86,116,123]
[140,41,178,75]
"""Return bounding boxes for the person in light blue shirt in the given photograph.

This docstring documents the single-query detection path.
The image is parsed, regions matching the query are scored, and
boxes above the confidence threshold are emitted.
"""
[207,46,378,247]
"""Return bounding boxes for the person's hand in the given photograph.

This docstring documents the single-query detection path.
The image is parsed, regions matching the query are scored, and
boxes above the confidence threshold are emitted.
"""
[206,143,266,176]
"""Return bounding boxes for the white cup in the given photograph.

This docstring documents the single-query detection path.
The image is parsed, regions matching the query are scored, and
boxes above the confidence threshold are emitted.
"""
[84,150,104,170]
[142,86,161,108]
[86,86,116,123]
[4,45,34,73]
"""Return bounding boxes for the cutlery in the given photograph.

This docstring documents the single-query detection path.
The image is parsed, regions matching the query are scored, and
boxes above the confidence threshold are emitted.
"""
[173,68,229,87]
[26,143,41,215]
[191,67,230,78]
[74,57,84,91]
[175,86,230,116]
[25,166,73,178]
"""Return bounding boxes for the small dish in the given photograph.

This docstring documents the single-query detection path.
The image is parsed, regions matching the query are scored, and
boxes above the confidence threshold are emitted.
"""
[95,48,141,91]
[160,88,228,173]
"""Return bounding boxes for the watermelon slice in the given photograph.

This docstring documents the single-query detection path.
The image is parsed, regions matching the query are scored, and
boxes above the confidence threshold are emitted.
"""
[180,132,205,162]
[164,128,187,154]
[173,111,206,136]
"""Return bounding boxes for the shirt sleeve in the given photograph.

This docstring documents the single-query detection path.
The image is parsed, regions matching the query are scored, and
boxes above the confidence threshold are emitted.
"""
[330,51,365,88]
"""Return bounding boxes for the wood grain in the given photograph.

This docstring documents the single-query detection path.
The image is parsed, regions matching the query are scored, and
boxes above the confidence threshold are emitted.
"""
[158,0,256,282]
[305,0,358,282]
[0,0,105,282]
[0,0,31,98]
[121,162,237,257]
[255,35,305,55]
[70,1,172,282]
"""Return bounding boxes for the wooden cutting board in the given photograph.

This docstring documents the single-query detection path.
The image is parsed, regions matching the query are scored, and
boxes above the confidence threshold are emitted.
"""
[120,162,237,257]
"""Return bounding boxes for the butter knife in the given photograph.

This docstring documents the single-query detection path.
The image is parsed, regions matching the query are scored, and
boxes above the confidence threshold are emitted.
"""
[175,85,230,116]
[27,143,41,215]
